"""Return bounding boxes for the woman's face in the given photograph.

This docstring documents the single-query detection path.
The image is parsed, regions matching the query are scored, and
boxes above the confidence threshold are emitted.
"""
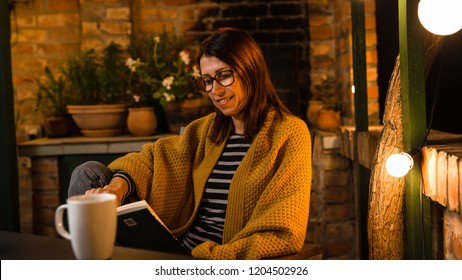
[200,56,244,118]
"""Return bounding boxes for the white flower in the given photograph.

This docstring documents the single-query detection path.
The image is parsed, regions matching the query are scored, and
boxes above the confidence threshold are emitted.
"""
[192,65,201,79]
[132,94,141,103]
[162,76,174,90]
[179,50,191,65]
[163,92,175,102]
[154,36,160,43]
[126,58,140,72]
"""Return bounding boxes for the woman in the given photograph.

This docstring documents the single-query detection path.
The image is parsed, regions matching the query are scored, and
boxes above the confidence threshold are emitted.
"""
[68,27,312,260]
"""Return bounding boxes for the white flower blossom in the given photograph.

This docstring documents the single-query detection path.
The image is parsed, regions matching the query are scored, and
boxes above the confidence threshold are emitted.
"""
[179,50,191,65]
[132,94,141,103]
[162,76,174,90]
[154,36,160,43]
[125,58,141,72]
[192,65,201,79]
[163,92,175,102]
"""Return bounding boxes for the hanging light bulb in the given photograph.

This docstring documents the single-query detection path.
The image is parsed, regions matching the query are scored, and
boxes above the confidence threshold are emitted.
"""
[418,0,462,36]
[385,152,414,178]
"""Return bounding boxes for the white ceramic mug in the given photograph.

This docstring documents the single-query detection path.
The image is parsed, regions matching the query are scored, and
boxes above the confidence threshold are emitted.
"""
[55,193,117,260]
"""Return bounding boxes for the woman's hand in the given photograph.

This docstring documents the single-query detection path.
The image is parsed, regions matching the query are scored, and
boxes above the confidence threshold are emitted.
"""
[84,177,129,206]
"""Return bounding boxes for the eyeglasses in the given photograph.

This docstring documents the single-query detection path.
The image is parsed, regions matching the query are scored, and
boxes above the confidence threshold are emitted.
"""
[195,69,235,92]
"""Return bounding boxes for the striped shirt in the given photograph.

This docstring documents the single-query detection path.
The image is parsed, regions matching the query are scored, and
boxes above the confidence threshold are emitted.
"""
[182,134,250,251]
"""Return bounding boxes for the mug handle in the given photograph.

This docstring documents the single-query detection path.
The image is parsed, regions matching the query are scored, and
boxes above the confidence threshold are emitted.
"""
[55,204,71,240]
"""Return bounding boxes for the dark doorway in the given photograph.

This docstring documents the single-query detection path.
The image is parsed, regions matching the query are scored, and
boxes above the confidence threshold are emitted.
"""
[425,29,462,134]
[375,0,399,124]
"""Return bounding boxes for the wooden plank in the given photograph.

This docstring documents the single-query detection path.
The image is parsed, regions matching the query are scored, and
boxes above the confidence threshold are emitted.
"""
[459,158,462,214]
[368,132,380,169]
[421,147,437,198]
[350,130,357,162]
[436,151,448,206]
[357,132,368,168]
[447,155,459,212]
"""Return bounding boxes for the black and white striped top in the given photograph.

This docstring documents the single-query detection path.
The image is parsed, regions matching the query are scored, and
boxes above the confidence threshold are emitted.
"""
[182,134,250,251]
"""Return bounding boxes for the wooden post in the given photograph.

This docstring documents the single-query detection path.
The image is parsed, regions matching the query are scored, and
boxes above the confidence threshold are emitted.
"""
[350,0,369,259]
[0,1,20,231]
[398,0,429,259]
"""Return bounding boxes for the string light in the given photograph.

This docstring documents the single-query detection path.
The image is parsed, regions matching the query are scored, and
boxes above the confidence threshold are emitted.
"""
[418,0,462,36]
[385,152,414,178]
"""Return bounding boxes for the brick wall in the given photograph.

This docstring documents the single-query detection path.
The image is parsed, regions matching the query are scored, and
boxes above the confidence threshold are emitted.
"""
[11,0,80,142]
[308,0,379,126]
[11,0,380,132]
[308,130,357,259]
[30,157,61,237]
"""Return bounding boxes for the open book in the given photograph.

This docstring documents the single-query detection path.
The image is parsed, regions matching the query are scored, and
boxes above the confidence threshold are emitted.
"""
[116,200,188,255]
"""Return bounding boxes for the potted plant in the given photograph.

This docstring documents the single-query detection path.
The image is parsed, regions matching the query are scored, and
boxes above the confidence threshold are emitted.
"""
[127,28,212,134]
[124,57,158,136]
[313,75,341,130]
[33,66,73,137]
[65,42,128,137]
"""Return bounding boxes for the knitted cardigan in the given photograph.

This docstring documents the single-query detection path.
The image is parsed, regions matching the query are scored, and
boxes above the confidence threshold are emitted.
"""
[108,110,312,259]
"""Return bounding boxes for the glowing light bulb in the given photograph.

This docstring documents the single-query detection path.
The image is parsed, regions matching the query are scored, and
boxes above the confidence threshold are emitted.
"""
[418,0,462,36]
[385,153,414,178]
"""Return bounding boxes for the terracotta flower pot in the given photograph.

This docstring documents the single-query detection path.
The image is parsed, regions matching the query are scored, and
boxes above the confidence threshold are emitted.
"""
[44,115,73,138]
[67,104,127,137]
[127,107,158,136]
[315,109,341,130]
[306,100,324,126]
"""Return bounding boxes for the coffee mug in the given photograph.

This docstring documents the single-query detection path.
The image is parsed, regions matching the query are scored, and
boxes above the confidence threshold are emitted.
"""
[55,193,117,260]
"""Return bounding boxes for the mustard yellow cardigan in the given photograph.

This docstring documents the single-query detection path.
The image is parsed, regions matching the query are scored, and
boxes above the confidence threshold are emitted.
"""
[108,110,312,259]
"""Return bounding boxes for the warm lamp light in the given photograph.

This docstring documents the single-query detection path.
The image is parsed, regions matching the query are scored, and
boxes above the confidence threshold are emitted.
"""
[418,0,462,36]
[385,152,414,178]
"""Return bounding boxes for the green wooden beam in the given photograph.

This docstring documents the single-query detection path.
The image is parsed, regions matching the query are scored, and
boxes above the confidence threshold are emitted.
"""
[0,1,20,231]
[351,0,369,259]
[398,0,431,259]
[351,0,369,133]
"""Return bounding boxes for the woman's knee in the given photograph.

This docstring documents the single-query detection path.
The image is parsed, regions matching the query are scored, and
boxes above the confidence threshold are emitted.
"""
[68,161,113,197]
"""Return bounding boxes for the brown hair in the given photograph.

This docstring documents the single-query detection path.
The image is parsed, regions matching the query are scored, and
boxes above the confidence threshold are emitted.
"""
[198,27,291,144]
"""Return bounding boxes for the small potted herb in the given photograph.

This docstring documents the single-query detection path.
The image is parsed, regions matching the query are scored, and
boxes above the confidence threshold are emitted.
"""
[64,42,128,137]
[33,66,73,137]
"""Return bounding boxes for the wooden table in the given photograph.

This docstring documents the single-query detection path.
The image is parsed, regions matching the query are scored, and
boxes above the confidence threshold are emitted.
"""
[0,230,192,260]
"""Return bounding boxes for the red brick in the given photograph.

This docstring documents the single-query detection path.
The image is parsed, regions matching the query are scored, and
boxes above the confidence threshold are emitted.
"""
[33,207,55,226]
[367,85,379,99]
[31,158,58,173]
[310,26,335,41]
[322,154,350,170]
[37,43,81,56]
[33,191,60,208]
[324,186,350,203]
[165,0,199,5]
[325,222,355,239]
[324,170,350,186]
[325,204,353,220]
[364,0,376,14]
[31,174,59,191]
[309,15,330,28]
[47,0,79,11]
[325,240,355,257]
